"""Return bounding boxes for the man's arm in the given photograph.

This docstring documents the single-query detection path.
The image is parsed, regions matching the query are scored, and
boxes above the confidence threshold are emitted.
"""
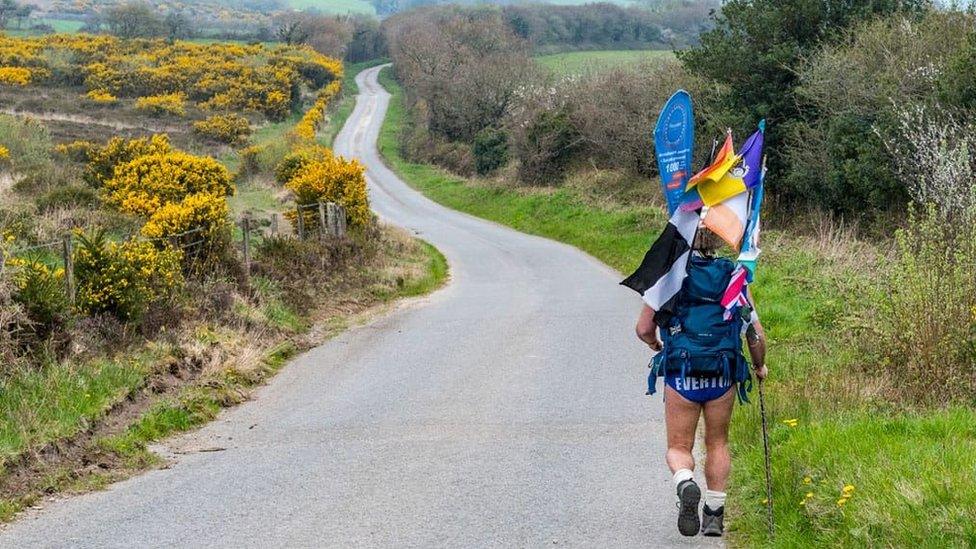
[746,288,767,379]
[636,304,662,351]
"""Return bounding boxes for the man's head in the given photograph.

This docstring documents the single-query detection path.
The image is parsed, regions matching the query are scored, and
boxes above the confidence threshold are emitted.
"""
[692,228,724,256]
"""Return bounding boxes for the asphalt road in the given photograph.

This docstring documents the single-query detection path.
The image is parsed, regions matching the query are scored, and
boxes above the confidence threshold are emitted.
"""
[0,66,719,548]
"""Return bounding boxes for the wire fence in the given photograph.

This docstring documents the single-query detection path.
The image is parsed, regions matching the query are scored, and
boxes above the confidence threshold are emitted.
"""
[0,200,348,306]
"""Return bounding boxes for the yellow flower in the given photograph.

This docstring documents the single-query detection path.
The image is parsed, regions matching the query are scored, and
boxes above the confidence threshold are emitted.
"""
[803,476,812,484]
[782,418,799,428]
[0,67,32,86]
[805,492,813,499]
[843,484,855,494]
[837,497,848,507]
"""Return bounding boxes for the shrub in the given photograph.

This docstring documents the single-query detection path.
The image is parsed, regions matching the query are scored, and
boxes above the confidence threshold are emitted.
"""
[135,92,186,117]
[0,115,54,176]
[0,274,30,367]
[84,134,172,187]
[285,152,370,228]
[55,140,97,164]
[872,205,976,403]
[35,185,100,212]
[74,231,184,321]
[192,114,252,145]
[238,144,263,179]
[0,67,32,86]
[274,146,328,185]
[0,145,8,164]
[141,192,230,244]
[8,255,70,342]
[515,108,581,184]
[472,127,508,175]
[254,235,359,307]
[86,89,118,105]
[104,151,234,218]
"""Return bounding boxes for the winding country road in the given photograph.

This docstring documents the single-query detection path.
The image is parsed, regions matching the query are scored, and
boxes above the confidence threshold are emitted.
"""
[0,66,715,548]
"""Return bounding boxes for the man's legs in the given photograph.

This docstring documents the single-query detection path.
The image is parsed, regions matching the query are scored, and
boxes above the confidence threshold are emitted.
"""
[702,387,735,491]
[700,387,735,536]
[664,386,703,536]
[664,386,701,474]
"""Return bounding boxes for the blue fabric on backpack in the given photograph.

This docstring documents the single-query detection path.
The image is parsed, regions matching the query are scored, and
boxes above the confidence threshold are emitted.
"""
[646,254,753,403]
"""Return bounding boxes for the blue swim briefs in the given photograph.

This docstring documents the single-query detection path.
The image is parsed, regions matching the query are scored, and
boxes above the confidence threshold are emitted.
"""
[664,374,734,404]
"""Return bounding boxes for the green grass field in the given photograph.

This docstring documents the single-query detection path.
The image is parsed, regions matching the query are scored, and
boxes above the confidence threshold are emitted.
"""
[2,18,84,37]
[375,66,976,547]
[284,0,375,14]
[536,50,674,75]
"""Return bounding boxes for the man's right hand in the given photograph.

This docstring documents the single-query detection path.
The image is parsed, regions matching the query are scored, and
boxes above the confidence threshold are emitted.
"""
[754,364,768,380]
[649,339,662,352]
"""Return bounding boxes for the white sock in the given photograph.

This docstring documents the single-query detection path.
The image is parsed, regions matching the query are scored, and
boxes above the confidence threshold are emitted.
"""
[705,489,727,510]
[672,468,694,488]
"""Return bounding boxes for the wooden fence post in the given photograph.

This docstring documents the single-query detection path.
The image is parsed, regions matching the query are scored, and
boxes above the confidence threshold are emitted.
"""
[270,213,279,237]
[318,201,327,240]
[338,206,347,237]
[326,202,338,238]
[62,234,75,305]
[242,217,251,276]
[296,206,305,240]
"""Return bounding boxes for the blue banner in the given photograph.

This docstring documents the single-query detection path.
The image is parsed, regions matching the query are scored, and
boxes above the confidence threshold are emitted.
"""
[654,90,695,215]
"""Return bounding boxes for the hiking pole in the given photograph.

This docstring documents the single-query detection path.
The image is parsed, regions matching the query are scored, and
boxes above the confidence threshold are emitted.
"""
[758,378,774,538]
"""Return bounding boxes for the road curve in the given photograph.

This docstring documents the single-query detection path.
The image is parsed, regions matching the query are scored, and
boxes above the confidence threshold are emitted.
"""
[0,66,712,548]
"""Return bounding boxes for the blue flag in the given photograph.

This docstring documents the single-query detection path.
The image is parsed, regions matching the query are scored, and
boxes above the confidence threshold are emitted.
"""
[654,90,695,215]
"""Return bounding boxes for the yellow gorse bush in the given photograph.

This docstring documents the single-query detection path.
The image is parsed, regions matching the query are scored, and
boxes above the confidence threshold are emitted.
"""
[104,151,234,218]
[85,134,172,187]
[141,192,230,242]
[286,149,370,228]
[0,67,32,86]
[274,145,330,185]
[192,113,252,145]
[0,145,9,162]
[85,89,118,104]
[74,231,183,321]
[293,80,342,141]
[135,92,187,117]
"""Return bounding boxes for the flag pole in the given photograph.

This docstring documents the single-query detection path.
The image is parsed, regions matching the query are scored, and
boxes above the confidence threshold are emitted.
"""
[759,378,774,538]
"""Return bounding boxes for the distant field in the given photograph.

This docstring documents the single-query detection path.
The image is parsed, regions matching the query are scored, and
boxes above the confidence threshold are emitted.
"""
[2,17,84,36]
[284,0,375,14]
[536,50,674,75]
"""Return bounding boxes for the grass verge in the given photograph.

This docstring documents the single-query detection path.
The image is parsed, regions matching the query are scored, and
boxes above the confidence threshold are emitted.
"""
[374,65,976,547]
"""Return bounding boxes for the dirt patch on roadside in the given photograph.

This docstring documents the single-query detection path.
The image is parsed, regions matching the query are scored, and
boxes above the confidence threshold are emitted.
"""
[0,351,213,513]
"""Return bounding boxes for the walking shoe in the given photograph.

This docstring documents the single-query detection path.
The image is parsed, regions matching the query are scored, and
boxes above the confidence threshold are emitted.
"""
[675,479,701,537]
[701,504,724,537]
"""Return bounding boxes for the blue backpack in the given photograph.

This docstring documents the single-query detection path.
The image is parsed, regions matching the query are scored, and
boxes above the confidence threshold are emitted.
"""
[647,254,752,403]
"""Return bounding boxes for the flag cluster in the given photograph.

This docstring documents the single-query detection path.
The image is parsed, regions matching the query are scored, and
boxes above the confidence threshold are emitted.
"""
[621,97,766,323]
